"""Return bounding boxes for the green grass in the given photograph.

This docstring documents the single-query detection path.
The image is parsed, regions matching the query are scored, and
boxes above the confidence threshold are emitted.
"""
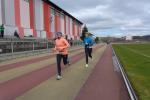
[113,43,150,100]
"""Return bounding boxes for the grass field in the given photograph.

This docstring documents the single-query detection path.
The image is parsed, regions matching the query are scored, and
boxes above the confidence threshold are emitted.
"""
[113,43,150,100]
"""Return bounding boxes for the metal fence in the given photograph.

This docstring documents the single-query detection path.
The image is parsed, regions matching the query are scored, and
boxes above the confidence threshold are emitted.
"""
[0,39,83,54]
[0,39,83,62]
[0,40,53,54]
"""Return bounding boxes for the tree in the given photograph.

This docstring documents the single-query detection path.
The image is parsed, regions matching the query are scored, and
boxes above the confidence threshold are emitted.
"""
[95,37,100,43]
[80,25,88,41]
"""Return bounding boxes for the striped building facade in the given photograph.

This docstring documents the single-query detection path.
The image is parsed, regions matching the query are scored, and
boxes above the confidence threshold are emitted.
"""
[0,0,83,40]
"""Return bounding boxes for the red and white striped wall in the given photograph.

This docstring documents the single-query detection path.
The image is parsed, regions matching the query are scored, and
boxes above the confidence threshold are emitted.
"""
[0,0,83,40]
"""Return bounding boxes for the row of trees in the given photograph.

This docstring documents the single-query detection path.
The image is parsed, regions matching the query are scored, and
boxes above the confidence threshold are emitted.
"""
[80,25,100,43]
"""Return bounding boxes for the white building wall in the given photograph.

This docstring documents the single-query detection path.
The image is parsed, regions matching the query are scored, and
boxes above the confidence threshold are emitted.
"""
[4,0,15,26]
[20,0,33,36]
[70,18,73,39]
[20,0,30,28]
[34,0,46,38]
[60,14,64,34]
[65,15,71,39]
[37,31,46,38]
[3,0,17,36]
[34,0,44,30]
[65,16,68,35]
[76,24,81,40]
[51,8,55,33]
[0,0,2,25]
[41,31,46,38]
[24,29,33,36]
[75,23,78,37]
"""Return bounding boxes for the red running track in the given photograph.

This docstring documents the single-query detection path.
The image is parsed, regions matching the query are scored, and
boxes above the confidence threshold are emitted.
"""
[0,45,103,100]
[75,45,130,100]
[0,47,82,72]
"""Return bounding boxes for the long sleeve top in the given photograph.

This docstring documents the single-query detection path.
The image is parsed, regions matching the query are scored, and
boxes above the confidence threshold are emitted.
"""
[54,37,70,55]
[83,37,94,48]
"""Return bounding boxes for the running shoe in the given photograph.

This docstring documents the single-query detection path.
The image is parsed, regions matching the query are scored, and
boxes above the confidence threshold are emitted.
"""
[85,64,89,68]
[56,75,62,80]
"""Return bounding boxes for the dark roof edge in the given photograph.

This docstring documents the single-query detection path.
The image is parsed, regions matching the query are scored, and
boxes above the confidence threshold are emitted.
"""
[42,0,83,25]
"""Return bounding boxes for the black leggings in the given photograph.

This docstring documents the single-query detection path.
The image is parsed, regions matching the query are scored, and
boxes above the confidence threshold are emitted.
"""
[0,31,4,38]
[56,54,68,76]
[85,47,92,64]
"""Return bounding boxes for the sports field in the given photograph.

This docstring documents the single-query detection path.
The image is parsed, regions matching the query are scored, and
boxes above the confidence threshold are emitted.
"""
[113,43,150,100]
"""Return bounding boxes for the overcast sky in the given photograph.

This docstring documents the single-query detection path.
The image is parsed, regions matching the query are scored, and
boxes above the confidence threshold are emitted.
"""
[51,0,150,37]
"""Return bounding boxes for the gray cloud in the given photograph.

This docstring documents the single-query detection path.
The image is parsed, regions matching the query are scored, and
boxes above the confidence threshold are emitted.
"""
[51,0,150,37]
[50,0,109,11]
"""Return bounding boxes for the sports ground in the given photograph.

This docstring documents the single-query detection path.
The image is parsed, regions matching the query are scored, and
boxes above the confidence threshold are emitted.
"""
[0,44,131,100]
[113,43,150,100]
[0,43,149,100]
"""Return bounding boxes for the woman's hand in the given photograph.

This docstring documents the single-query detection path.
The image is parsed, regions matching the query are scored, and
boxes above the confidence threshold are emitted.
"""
[57,47,65,51]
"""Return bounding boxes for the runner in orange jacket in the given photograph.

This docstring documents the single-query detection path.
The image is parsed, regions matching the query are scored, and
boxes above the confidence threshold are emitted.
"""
[54,32,70,80]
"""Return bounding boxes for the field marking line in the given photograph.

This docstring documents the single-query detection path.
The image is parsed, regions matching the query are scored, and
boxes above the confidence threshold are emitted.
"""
[120,46,150,59]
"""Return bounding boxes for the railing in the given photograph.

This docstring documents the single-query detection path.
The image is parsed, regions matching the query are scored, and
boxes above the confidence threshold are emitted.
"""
[112,47,138,100]
[0,39,83,62]
[0,39,82,54]
[0,40,54,54]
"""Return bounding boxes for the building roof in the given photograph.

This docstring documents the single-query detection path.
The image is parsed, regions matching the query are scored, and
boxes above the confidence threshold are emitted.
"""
[42,0,83,25]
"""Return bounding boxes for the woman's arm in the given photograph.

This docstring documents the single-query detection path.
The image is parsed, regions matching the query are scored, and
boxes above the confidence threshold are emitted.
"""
[63,39,70,49]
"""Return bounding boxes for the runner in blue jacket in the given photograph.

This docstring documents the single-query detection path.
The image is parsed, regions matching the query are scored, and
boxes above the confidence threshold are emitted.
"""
[83,32,94,67]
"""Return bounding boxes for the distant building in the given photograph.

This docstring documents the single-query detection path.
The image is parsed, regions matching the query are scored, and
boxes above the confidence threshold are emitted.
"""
[101,36,126,42]
[132,35,150,41]
[143,35,150,40]
[126,36,132,41]
[0,0,83,40]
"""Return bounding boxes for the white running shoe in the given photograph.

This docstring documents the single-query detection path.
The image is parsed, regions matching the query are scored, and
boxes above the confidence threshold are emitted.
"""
[56,75,62,80]
[85,64,89,68]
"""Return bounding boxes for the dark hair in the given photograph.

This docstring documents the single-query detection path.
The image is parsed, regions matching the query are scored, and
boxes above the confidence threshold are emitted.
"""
[56,32,62,36]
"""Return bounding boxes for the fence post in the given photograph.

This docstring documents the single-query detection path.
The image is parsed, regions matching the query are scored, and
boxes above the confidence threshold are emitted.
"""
[11,42,14,53]
[47,42,49,49]
[33,42,34,51]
